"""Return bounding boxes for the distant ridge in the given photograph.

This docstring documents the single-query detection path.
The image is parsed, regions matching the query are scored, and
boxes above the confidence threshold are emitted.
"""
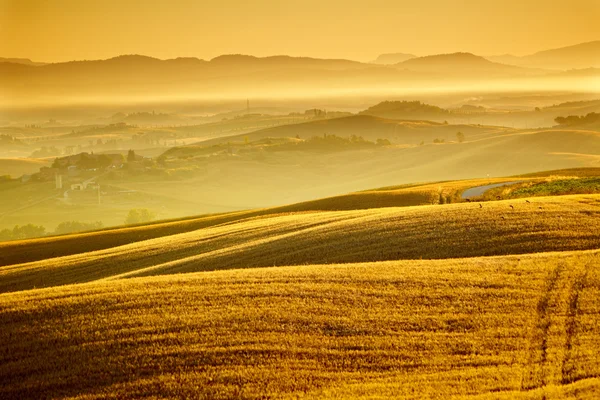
[400,52,506,67]
[397,52,537,76]
[0,57,46,66]
[523,40,600,69]
[488,41,600,69]
[371,53,416,65]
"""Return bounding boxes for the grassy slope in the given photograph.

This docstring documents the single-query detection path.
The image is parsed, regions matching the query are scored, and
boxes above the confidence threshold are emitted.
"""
[129,128,600,212]
[180,115,506,148]
[2,125,600,232]
[1,251,599,399]
[2,194,600,293]
[2,168,599,268]
[0,176,529,266]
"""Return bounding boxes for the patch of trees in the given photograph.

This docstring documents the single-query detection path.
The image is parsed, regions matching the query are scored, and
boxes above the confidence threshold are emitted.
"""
[55,221,103,235]
[124,208,156,225]
[0,134,24,146]
[360,101,449,119]
[31,146,62,158]
[291,134,390,151]
[555,112,600,126]
[127,149,137,162]
[76,153,114,170]
[0,224,46,241]
[0,220,107,241]
[51,152,124,170]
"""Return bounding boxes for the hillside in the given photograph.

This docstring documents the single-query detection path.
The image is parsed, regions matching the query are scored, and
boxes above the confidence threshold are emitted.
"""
[2,170,600,398]
[187,114,501,147]
[359,101,450,120]
[2,124,599,235]
[489,41,600,70]
[3,169,598,266]
[522,41,600,70]
[2,192,600,293]
[398,53,540,77]
[1,249,599,398]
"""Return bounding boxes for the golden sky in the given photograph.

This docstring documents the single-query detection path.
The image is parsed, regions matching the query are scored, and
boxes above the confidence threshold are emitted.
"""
[1,0,599,62]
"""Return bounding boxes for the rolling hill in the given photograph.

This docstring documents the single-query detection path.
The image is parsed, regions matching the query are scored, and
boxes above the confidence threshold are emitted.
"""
[1,178,600,398]
[3,169,598,267]
[359,101,450,120]
[521,41,600,70]
[2,187,600,293]
[397,53,541,77]
[1,249,599,399]
[2,120,599,236]
[184,114,503,148]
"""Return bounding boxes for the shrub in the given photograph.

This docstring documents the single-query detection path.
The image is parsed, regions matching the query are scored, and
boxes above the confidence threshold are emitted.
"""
[125,209,156,225]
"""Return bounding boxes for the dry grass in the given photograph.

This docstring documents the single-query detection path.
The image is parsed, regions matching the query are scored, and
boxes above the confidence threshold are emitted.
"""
[0,209,270,267]
[1,250,599,399]
[2,194,600,294]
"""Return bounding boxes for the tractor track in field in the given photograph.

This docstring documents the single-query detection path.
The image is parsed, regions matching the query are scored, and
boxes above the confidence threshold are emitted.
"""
[561,261,591,385]
[521,260,591,393]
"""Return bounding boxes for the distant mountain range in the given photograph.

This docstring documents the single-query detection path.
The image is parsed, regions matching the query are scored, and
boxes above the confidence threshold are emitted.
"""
[487,41,600,70]
[5,40,599,71]
[395,52,542,77]
[1,40,599,105]
[0,57,47,66]
[372,41,600,71]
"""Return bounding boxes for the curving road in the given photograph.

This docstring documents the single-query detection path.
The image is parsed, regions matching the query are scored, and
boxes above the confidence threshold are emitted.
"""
[461,181,523,199]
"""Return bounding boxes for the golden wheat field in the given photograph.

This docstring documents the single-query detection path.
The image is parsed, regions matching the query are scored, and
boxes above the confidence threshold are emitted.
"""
[2,194,600,294]
[0,173,591,267]
[1,250,599,399]
[1,175,600,399]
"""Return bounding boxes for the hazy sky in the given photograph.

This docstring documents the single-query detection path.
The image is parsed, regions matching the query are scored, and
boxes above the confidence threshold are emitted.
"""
[1,0,599,62]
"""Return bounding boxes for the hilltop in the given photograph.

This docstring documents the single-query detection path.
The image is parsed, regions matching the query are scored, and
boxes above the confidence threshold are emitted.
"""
[371,52,416,64]
[521,40,600,70]
[398,52,539,77]
[359,100,450,120]
[0,57,46,66]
